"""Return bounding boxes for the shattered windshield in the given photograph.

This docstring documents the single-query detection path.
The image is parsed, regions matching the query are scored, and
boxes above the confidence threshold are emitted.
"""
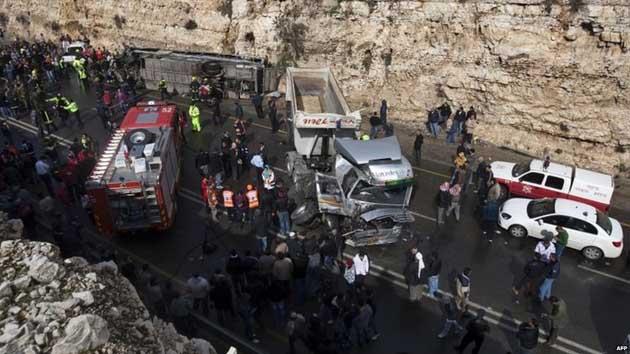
[350,180,409,205]
[512,162,530,177]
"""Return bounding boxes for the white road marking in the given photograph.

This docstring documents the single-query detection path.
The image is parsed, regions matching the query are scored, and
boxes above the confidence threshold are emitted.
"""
[577,264,630,285]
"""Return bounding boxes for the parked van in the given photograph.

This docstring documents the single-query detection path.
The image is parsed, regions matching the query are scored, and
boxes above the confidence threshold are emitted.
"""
[491,159,614,211]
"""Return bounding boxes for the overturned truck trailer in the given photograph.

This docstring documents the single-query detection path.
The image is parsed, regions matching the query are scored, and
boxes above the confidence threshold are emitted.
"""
[285,67,415,247]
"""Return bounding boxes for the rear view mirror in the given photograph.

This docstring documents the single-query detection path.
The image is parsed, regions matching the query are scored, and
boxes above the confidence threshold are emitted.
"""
[537,220,542,226]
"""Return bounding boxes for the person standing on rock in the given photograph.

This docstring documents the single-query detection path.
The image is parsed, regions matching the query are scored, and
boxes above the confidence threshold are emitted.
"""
[379,99,388,126]
[454,106,466,135]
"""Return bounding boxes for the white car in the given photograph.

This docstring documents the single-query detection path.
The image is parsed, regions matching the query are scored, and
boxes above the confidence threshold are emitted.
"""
[498,198,624,260]
[61,41,86,63]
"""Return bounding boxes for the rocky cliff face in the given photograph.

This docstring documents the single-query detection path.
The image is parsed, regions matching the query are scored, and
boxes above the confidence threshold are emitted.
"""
[2,0,629,174]
[0,213,215,354]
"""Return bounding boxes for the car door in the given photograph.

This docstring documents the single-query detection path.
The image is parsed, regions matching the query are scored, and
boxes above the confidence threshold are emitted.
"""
[542,175,568,199]
[516,172,546,198]
[563,217,598,250]
[533,215,570,240]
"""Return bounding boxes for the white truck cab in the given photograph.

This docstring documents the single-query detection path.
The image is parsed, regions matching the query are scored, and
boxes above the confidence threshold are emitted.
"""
[491,159,614,211]
[62,41,87,63]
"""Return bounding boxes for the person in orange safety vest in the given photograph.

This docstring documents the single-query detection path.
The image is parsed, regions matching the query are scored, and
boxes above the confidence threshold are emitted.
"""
[222,186,235,219]
[245,184,259,224]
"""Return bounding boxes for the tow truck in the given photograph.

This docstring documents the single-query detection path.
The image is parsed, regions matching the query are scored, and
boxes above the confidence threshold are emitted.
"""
[285,67,415,247]
[86,101,183,236]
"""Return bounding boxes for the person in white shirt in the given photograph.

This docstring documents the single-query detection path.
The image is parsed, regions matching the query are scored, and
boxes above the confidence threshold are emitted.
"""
[535,232,556,263]
[186,273,210,316]
[35,157,53,195]
[353,250,370,285]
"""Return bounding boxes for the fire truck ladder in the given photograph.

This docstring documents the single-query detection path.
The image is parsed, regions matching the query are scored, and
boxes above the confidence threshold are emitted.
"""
[100,129,125,182]
[141,178,162,223]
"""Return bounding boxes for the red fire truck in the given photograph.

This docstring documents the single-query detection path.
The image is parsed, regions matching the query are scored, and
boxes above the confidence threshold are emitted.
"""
[86,101,183,235]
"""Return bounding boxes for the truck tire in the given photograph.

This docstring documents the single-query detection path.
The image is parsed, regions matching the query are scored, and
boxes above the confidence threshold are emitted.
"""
[291,200,319,226]
[125,129,156,147]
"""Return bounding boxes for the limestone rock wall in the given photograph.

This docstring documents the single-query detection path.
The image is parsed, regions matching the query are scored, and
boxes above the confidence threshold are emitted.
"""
[0,213,216,354]
[1,0,629,174]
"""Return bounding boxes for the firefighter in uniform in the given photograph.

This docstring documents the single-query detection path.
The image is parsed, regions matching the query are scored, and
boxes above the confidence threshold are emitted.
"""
[188,102,201,133]
[222,185,235,220]
[190,76,200,101]
[63,99,82,127]
[245,184,259,225]
[158,78,168,100]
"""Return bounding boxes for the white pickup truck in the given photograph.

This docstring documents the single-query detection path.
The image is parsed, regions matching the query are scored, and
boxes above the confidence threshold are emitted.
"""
[491,159,614,212]
[61,41,86,63]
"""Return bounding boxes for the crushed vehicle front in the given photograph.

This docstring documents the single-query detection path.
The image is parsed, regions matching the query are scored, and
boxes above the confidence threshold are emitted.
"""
[333,136,415,246]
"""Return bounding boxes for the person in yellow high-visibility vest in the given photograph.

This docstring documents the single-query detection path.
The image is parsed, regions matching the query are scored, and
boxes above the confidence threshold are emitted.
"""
[188,102,201,133]
[63,99,82,127]
[72,57,88,88]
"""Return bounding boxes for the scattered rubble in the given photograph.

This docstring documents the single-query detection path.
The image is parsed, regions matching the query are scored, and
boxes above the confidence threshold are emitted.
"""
[0,212,217,354]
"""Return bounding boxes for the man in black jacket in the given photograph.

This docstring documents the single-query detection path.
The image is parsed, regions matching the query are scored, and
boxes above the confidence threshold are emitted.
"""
[454,106,466,135]
[413,131,423,164]
[369,112,381,139]
[454,309,490,354]
[437,182,451,225]
[517,318,540,353]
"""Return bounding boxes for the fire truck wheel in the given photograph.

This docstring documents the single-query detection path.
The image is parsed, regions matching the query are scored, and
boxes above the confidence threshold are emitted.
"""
[125,129,156,147]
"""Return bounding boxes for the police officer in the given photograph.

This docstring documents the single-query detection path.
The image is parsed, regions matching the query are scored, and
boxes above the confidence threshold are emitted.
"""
[72,57,88,88]
[158,78,168,100]
[63,99,82,127]
[245,184,259,224]
[188,101,201,133]
[46,93,70,126]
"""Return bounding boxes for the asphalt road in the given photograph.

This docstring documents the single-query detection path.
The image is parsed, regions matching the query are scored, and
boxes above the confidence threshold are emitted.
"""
[5,78,630,354]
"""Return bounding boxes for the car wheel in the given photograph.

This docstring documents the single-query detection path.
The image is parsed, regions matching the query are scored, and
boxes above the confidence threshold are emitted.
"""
[582,246,603,261]
[508,225,527,238]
